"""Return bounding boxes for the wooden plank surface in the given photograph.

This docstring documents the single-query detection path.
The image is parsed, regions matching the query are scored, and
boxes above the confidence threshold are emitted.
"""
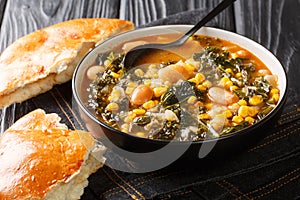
[0,0,7,26]
[0,0,121,51]
[234,0,300,98]
[119,0,235,28]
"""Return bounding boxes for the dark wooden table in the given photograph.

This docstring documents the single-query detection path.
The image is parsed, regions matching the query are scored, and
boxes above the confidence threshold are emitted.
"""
[0,0,299,199]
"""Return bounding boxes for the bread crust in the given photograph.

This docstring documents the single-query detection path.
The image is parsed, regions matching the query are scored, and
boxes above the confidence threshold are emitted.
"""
[7,108,67,131]
[0,109,105,199]
[0,18,134,108]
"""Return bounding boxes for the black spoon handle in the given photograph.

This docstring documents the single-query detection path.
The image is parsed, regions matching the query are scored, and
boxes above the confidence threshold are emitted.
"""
[123,0,237,67]
[173,0,237,46]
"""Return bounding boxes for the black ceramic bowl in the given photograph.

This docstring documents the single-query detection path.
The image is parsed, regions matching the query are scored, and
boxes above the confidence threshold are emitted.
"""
[72,25,287,171]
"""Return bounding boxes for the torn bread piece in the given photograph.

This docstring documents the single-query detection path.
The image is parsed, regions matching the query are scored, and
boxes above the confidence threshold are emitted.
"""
[7,108,68,131]
[0,109,106,200]
[0,18,134,109]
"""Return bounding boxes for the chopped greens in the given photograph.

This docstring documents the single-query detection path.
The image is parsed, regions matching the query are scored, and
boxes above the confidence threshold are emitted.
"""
[86,34,280,141]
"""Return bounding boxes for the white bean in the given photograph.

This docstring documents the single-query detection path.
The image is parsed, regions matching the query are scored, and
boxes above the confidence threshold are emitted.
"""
[164,110,179,122]
[86,65,106,80]
[158,62,191,83]
[258,69,270,76]
[130,85,153,106]
[158,67,180,83]
[236,50,249,57]
[264,74,278,88]
[210,115,226,132]
[208,87,239,106]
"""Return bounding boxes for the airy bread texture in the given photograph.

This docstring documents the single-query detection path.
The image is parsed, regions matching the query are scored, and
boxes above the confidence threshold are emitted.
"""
[0,109,106,200]
[0,18,134,109]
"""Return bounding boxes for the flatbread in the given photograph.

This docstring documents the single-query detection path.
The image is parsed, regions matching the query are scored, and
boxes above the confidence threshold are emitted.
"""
[0,18,134,109]
[0,109,106,199]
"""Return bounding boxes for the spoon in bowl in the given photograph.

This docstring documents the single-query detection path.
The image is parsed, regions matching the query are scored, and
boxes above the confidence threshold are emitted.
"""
[123,0,237,68]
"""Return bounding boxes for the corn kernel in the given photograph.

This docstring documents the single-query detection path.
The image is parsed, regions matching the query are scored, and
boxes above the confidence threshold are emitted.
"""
[225,110,233,118]
[184,63,196,73]
[195,73,205,84]
[202,80,212,88]
[205,103,213,110]
[221,77,230,84]
[232,115,244,123]
[153,86,167,98]
[229,103,240,113]
[249,95,264,106]
[225,81,233,89]
[109,89,121,101]
[235,72,242,78]
[124,117,132,123]
[134,69,144,77]
[111,72,120,79]
[142,100,156,110]
[270,88,279,96]
[143,79,152,86]
[188,78,198,85]
[272,93,280,103]
[121,129,129,133]
[132,108,146,115]
[225,68,233,74]
[199,113,211,120]
[106,102,119,111]
[127,82,137,87]
[136,132,146,138]
[197,101,204,106]
[245,116,255,124]
[238,106,249,118]
[248,107,258,117]
[197,84,207,91]
[125,87,134,95]
[230,85,239,92]
[238,99,248,106]
[124,112,136,123]
[187,96,197,104]
[121,124,130,133]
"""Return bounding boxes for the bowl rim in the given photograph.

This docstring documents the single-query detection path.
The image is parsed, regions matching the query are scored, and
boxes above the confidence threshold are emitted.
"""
[72,25,288,145]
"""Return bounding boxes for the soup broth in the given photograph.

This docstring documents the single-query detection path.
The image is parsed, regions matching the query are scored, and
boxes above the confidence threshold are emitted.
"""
[84,34,280,141]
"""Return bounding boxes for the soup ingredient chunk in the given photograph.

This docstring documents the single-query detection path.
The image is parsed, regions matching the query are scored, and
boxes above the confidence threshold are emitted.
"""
[131,85,154,105]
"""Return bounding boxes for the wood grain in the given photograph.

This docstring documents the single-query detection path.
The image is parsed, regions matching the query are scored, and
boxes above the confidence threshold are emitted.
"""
[234,0,300,97]
[0,0,121,51]
[119,0,235,28]
[0,0,7,27]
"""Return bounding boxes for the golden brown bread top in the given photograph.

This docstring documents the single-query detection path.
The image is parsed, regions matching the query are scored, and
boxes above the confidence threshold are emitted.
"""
[0,109,98,199]
[0,18,134,96]
[7,108,67,131]
[0,128,94,199]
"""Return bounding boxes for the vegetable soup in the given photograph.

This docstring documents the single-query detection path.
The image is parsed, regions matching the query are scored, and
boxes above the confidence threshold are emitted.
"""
[84,34,280,141]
